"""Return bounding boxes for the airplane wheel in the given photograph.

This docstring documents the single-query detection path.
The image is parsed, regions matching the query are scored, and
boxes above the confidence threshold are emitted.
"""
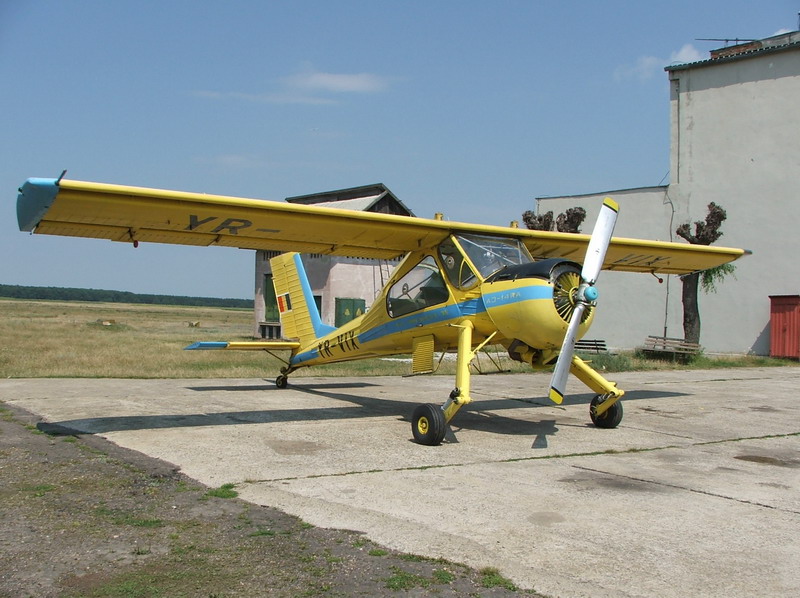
[590,395,623,428]
[411,404,446,446]
[275,375,288,389]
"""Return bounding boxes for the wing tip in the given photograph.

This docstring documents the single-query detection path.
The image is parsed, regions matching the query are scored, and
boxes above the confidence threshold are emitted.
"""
[184,341,230,350]
[17,177,60,232]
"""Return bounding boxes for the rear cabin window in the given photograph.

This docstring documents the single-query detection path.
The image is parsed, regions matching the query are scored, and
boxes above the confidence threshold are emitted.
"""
[387,256,449,318]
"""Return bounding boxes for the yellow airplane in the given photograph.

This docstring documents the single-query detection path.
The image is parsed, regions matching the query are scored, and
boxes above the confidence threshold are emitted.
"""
[17,177,749,445]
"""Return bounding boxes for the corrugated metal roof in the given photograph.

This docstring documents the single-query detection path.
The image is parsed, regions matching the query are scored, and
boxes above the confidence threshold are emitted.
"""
[536,185,668,202]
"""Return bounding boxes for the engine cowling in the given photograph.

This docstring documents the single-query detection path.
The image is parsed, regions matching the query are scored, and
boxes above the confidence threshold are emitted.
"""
[481,259,594,350]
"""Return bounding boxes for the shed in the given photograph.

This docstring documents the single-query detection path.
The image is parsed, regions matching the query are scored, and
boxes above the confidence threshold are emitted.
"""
[254,184,414,338]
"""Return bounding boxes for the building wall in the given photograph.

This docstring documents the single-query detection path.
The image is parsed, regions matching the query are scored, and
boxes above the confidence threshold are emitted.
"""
[667,45,800,354]
[539,43,800,354]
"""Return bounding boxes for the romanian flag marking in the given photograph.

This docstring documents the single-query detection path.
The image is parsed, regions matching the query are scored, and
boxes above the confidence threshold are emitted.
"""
[277,293,292,313]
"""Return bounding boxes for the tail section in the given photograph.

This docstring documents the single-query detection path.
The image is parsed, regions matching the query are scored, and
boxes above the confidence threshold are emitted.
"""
[270,252,335,344]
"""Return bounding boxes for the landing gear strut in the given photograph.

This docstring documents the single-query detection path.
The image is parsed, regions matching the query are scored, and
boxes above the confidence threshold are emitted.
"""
[568,355,624,427]
[410,321,495,445]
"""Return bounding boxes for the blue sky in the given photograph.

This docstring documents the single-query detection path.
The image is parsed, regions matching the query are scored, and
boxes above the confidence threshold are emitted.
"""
[2,0,796,298]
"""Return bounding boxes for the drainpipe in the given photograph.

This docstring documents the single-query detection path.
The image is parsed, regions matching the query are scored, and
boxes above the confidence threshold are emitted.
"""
[663,187,676,338]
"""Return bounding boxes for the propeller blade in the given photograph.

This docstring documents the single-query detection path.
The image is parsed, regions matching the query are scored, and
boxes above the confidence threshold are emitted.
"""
[581,197,619,285]
[548,197,619,404]
[548,302,585,404]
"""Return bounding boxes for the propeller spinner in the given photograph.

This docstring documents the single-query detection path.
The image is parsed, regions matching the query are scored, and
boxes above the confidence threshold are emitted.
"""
[548,198,619,404]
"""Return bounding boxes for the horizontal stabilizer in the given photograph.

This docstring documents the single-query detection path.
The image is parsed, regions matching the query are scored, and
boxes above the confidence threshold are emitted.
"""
[185,341,301,351]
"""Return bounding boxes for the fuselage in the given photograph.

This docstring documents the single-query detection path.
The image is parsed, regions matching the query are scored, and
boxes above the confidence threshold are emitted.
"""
[288,234,594,369]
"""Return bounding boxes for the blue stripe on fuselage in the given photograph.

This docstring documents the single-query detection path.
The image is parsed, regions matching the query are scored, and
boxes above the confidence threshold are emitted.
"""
[291,347,320,365]
[290,284,552,366]
[359,285,552,346]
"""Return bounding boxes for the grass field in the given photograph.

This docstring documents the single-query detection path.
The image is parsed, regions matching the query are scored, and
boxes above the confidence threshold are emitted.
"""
[0,298,475,379]
[1,298,794,379]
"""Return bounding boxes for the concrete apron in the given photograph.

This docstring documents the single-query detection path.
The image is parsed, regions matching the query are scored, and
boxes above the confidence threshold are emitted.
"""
[1,367,798,598]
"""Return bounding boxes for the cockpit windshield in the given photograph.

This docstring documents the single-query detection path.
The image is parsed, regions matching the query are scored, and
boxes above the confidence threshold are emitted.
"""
[455,234,533,279]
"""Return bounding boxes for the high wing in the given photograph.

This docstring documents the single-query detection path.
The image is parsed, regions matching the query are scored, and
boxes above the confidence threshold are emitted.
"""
[17,178,749,274]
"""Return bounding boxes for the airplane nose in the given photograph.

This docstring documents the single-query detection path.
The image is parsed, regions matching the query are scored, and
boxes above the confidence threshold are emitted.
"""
[481,260,594,350]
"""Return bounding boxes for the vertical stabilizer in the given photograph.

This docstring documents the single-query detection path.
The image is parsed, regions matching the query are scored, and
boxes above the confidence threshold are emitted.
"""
[270,253,335,344]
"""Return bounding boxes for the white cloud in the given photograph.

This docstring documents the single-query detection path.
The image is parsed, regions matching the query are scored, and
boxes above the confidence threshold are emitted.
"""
[615,43,705,83]
[669,44,704,64]
[283,69,389,94]
[194,66,390,105]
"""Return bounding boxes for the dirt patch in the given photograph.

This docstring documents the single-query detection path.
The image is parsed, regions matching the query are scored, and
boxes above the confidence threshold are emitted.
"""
[0,402,540,597]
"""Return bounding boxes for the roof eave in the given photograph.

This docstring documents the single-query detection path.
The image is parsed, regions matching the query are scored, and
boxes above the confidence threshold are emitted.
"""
[665,40,800,73]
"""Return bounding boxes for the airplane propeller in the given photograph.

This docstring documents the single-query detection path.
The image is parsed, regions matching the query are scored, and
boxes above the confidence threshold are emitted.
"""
[548,198,619,404]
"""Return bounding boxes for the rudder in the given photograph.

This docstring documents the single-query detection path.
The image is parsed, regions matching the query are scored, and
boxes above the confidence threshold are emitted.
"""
[270,252,335,344]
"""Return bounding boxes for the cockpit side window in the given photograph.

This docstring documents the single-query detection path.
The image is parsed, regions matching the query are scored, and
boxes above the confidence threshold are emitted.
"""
[438,238,479,291]
[387,256,449,318]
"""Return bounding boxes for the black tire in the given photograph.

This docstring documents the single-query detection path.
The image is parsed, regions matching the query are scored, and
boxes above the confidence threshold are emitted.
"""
[275,375,288,389]
[590,395,623,428]
[411,404,447,446]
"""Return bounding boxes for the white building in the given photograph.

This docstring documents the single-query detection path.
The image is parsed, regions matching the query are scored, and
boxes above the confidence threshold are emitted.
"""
[253,184,412,338]
[536,31,800,354]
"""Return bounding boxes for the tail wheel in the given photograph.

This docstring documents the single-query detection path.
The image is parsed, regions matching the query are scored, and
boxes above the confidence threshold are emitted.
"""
[590,395,623,428]
[275,375,288,389]
[411,404,446,446]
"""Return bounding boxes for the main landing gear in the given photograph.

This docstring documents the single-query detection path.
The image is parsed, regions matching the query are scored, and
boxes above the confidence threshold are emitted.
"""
[590,394,623,428]
[411,404,447,446]
[409,321,625,445]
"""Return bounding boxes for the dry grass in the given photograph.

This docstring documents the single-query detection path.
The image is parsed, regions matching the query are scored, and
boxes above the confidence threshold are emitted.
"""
[0,298,500,379]
[2,298,794,379]
[0,298,284,378]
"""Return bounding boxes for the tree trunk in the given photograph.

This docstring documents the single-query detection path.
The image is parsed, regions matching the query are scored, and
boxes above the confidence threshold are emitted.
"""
[681,272,701,344]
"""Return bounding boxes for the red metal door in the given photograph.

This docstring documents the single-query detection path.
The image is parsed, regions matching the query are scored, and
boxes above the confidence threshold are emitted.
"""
[769,295,800,359]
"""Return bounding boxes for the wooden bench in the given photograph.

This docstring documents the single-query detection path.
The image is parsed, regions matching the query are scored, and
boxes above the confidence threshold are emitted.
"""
[639,335,701,360]
[575,339,608,354]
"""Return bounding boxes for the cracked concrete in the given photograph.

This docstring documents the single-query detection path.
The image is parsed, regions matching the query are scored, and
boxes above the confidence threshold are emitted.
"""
[1,366,798,597]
